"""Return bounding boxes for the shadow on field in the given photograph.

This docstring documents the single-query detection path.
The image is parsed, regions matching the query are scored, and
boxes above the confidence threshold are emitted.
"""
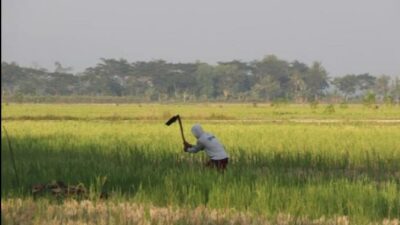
[2,136,399,198]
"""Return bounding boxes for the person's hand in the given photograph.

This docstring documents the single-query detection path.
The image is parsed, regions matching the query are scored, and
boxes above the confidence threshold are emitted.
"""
[184,141,192,147]
[183,141,192,152]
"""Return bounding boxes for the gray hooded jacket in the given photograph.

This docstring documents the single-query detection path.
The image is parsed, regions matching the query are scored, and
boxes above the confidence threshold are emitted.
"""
[186,124,228,160]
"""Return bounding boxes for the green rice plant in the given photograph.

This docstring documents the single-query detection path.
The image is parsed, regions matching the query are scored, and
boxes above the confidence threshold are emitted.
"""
[1,104,400,223]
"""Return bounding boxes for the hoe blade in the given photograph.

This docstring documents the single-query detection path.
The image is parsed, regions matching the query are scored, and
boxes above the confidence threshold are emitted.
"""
[165,115,179,126]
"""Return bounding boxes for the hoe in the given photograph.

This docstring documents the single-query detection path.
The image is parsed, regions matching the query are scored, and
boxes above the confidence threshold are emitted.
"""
[165,115,186,144]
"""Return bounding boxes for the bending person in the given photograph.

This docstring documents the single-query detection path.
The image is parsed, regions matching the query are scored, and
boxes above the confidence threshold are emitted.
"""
[184,124,229,170]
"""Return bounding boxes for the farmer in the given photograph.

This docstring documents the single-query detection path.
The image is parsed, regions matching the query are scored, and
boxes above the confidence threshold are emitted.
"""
[183,124,229,170]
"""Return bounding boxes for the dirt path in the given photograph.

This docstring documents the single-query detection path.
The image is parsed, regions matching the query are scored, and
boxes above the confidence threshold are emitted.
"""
[2,116,400,124]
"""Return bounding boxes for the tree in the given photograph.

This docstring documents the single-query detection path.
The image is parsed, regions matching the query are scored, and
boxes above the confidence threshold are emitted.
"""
[356,73,376,91]
[217,60,252,95]
[303,62,329,101]
[250,76,280,101]
[289,61,309,102]
[391,77,400,104]
[332,75,358,100]
[46,72,79,95]
[252,55,291,100]
[289,71,307,102]
[1,62,27,93]
[80,58,134,96]
[54,61,73,73]
[214,64,249,100]
[374,75,391,98]
[1,57,392,102]
[194,63,216,100]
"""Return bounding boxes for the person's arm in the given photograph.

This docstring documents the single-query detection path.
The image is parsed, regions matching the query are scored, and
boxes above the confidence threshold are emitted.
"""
[185,140,205,153]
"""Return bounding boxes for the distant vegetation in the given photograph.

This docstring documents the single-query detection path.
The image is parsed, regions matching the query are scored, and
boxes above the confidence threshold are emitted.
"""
[1,55,399,103]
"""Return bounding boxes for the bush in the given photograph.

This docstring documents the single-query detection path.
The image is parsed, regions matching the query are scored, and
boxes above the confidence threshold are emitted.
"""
[339,102,348,109]
[384,95,394,106]
[324,104,335,114]
[309,101,319,110]
[363,92,376,107]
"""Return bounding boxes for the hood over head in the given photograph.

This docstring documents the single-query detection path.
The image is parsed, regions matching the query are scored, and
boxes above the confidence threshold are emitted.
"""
[191,124,204,138]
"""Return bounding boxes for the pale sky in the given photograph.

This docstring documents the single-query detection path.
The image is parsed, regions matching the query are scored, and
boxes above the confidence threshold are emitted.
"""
[2,0,400,76]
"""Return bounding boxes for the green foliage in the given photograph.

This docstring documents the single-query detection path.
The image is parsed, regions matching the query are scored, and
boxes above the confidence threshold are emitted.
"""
[3,59,398,104]
[304,62,329,100]
[384,95,395,106]
[339,101,348,109]
[332,75,358,97]
[3,59,397,104]
[309,100,319,110]
[324,104,335,114]
[1,56,332,102]
[363,92,376,107]
[375,75,391,97]
[14,93,24,103]
[332,73,377,101]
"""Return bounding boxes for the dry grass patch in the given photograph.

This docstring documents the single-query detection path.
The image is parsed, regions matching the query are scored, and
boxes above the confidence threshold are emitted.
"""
[2,199,399,225]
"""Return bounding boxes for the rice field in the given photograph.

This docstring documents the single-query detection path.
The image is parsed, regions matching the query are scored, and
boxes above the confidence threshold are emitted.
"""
[1,103,400,224]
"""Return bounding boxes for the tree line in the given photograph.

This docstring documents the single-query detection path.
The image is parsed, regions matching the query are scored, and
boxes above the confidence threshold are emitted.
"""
[1,55,399,103]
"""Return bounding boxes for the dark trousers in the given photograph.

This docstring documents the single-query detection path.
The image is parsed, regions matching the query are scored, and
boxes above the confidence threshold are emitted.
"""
[206,158,228,170]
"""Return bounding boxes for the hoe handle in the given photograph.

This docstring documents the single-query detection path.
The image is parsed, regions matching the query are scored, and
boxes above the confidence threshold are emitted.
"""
[177,116,186,143]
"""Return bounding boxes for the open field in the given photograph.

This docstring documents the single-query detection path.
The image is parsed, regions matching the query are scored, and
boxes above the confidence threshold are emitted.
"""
[2,103,400,121]
[1,103,400,224]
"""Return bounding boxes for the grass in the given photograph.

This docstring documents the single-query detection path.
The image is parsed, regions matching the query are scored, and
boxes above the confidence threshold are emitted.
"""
[2,103,400,121]
[1,103,400,224]
[5,198,384,225]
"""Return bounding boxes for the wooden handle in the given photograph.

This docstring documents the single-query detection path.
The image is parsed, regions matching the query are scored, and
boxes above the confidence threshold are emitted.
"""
[177,116,186,143]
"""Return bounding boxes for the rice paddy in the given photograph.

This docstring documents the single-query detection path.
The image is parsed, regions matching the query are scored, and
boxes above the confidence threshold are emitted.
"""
[1,103,400,224]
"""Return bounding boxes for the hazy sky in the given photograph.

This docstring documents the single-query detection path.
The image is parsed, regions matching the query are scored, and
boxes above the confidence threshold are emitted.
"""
[2,0,400,76]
